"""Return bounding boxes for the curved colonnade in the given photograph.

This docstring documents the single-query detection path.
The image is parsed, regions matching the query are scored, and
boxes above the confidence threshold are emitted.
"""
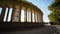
[0,0,43,23]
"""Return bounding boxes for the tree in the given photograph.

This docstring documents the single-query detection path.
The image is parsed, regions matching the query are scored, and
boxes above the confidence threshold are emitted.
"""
[48,0,60,25]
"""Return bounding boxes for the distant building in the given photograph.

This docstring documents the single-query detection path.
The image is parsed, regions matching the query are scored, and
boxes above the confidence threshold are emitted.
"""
[0,0,43,23]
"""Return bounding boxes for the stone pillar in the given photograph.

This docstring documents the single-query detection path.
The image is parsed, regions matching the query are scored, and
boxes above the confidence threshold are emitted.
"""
[27,9,31,22]
[6,7,10,22]
[36,12,38,22]
[32,10,35,22]
[37,12,40,22]
[31,10,32,22]
[35,11,38,22]
[22,7,27,22]
[6,4,13,22]
[34,10,36,22]
[37,11,38,22]
[0,5,6,22]
[11,6,14,22]
[12,5,20,22]
[40,14,42,22]
[29,9,31,22]
[42,15,43,22]
[38,12,42,22]
[40,14,43,22]
[19,6,21,22]
[39,13,41,22]
[25,8,27,22]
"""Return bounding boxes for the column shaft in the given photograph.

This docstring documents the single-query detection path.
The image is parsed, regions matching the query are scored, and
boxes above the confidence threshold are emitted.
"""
[34,11,36,22]
[26,8,27,22]
[24,8,27,22]
[39,13,40,22]
[27,9,31,22]
[19,6,21,22]
[12,5,20,22]
[37,12,38,22]
[38,13,40,22]
[31,10,32,22]
[32,10,35,22]
[6,7,10,22]
[37,13,39,22]
[10,4,15,22]
[35,11,38,22]
[0,6,6,22]
[11,7,14,22]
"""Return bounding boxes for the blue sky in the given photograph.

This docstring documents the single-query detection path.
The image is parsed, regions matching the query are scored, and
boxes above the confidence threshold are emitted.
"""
[26,0,54,22]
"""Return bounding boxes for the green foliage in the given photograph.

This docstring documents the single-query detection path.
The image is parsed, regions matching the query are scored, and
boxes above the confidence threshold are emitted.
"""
[48,0,60,25]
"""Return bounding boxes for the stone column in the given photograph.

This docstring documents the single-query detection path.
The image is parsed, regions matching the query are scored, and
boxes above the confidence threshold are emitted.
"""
[0,5,6,22]
[37,12,40,22]
[37,12,38,22]
[27,9,31,22]
[22,7,27,22]
[29,9,31,22]
[31,10,32,22]
[11,6,14,22]
[32,10,35,22]
[36,12,38,22]
[12,5,20,22]
[38,12,42,22]
[6,7,10,22]
[19,6,21,22]
[8,4,14,22]
[42,15,43,22]
[39,13,41,22]
[35,11,38,22]
[39,12,43,22]
[34,10,36,22]
[26,8,27,22]
[25,8,27,22]
[40,14,43,22]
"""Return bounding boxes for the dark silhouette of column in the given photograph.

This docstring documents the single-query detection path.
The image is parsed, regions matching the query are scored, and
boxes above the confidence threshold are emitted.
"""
[19,6,21,22]
[34,10,36,22]
[32,10,35,22]
[35,11,37,22]
[11,5,14,22]
[38,13,40,22]
[0,5,6,22]
[6,7,10,22]
[36,11,39,22]
[26,8,27,22]
[24,8,27,22]
[37,12,38,22]
[39,13,41,23]
[31,10,32,22]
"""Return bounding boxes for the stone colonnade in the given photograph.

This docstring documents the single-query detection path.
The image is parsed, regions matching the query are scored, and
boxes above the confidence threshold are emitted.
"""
[0,0,43,23]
